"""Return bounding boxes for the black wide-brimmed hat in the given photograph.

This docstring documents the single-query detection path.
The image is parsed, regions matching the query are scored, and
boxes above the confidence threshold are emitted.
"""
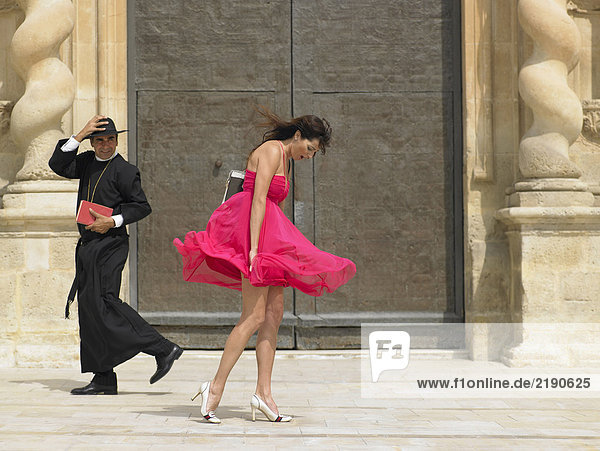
[87,117,128,139]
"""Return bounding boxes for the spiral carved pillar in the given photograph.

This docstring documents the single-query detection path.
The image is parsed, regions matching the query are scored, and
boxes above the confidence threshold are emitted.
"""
[507,0,596,208]
[518,0,582,178]
[9,0,75,181]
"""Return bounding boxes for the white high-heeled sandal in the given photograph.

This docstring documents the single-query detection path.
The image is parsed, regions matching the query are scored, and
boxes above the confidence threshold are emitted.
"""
[192,381,221,424]
[250,394,292,422]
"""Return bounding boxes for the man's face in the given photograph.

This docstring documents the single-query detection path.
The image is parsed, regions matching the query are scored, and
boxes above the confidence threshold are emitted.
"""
[91,135,118,160]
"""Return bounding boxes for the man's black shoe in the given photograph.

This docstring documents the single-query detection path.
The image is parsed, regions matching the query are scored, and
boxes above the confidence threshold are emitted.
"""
[150,344,183,384]
[70,381,118,395]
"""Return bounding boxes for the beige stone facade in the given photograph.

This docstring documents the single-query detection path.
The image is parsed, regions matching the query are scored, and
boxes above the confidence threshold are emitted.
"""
[1,0,599,366]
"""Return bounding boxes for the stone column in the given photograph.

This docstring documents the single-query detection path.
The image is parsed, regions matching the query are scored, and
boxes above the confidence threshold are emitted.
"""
[0,0,79,367]
[9,0,75,180]
[497,0,600,367]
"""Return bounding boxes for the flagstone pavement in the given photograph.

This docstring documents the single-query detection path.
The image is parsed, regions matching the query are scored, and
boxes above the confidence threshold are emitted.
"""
[1,350,599,450]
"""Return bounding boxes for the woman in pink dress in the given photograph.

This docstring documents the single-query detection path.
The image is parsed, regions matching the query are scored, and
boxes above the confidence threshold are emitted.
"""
[173,108,356,423]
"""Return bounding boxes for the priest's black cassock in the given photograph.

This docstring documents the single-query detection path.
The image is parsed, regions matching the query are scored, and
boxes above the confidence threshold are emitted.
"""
[49,139,173,374]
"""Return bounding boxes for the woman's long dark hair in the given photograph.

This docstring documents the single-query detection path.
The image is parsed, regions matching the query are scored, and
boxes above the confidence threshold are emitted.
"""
[253,106,332,154]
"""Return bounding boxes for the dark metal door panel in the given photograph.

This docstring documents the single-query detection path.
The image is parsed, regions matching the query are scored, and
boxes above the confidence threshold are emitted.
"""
[291,0,462,347]
[132,0,293,347]
[136,91,277,315]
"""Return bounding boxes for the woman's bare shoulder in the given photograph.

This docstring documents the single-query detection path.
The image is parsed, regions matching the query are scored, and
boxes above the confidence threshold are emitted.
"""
[247,140,281,171]
[255,140,281,157]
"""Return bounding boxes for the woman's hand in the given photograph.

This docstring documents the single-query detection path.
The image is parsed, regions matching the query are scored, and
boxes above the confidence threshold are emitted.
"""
[249,248,258,272]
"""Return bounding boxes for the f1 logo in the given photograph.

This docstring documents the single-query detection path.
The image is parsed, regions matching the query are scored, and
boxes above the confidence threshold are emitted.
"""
[369,331,410,382]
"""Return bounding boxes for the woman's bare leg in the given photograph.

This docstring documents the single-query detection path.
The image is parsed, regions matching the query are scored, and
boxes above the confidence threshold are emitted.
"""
[207,277,268,411]
[255,285,284,414]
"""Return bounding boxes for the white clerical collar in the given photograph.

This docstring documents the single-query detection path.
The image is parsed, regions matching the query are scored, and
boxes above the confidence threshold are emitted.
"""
[95,150,119,162]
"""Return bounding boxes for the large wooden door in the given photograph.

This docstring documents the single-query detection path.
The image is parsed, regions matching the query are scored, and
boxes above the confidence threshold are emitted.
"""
[130,0,462,349]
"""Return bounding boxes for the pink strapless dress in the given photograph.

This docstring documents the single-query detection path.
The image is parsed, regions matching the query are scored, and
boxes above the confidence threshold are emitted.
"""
[173,170,356,295]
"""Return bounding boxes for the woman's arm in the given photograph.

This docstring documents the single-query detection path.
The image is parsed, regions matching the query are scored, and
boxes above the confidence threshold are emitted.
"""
[248,142,281,270]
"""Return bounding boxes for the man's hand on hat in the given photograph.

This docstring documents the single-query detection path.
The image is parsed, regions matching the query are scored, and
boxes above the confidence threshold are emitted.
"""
[85,208,115,234]
[75,115,109,142]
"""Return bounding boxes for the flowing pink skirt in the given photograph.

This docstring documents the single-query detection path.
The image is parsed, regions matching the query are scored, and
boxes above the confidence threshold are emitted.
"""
[173,191,356,296]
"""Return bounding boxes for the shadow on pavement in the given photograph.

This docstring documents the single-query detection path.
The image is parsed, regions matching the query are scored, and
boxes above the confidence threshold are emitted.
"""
[138,405,305,423]
[137,405,252,421]
[10,379,172,396]
[10,379,83,393]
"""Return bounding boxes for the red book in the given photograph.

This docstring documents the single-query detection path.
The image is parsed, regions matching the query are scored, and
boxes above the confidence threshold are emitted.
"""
[76,200,113,225]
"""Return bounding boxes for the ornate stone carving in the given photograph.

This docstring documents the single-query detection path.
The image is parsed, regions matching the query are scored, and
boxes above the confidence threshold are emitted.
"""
[582,100,600,141]
[567,0,600,14]
[518,0,583,178]
[9,0,75,181]
[0,1,18,12]
[0,101,13,135]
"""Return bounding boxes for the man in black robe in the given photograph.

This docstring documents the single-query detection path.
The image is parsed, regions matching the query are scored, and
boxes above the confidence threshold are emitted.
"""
[49,115,183,395]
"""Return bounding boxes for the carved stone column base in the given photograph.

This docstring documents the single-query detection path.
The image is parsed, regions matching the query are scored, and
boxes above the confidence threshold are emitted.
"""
[506,178,595,207]
[3,180,79,213]
[0,180,79,367]
[496,206,600,367]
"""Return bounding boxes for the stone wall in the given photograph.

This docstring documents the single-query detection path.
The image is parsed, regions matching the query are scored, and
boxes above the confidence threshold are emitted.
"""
[569,2,600,201]
[462,0,516,351]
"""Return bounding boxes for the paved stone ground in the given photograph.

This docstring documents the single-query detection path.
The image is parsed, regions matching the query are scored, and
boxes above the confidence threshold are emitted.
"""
[1,351,599,450]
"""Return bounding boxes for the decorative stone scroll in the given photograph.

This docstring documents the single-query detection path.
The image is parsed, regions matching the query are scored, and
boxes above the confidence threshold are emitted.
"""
[518,0,583,179]
[0,101,13,134]
[582,100,600,141]
[0,0,17,12]
[9,0,75,181]
[567,0,600,14]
